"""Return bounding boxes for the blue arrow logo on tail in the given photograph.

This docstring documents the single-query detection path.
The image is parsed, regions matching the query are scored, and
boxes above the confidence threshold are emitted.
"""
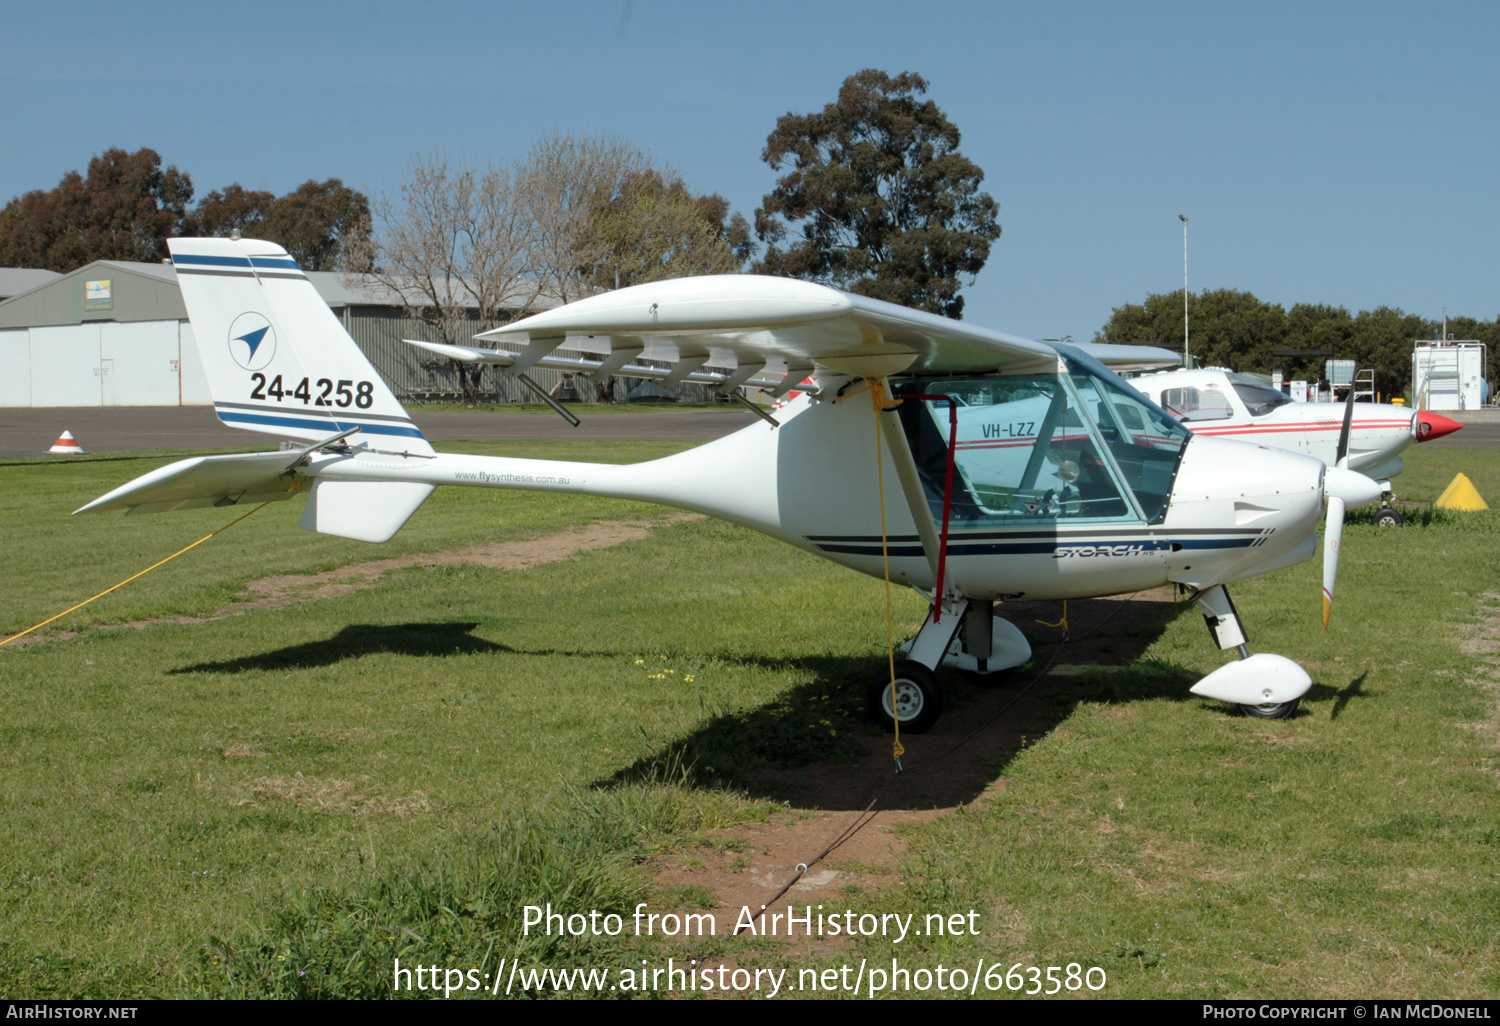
[235,326,270,361]
[226,312,276,370]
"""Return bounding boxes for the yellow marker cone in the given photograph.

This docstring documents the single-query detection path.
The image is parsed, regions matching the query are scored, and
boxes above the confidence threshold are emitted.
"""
[1434,473,1489,511]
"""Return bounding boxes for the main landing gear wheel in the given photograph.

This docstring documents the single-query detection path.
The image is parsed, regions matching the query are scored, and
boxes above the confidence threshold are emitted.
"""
[1372,507,1404,527]
[868,660,944,734]
[1237,698,1301,719]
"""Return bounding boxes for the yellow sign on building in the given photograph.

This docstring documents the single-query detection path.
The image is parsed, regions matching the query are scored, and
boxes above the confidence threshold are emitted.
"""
[84,279,112,311]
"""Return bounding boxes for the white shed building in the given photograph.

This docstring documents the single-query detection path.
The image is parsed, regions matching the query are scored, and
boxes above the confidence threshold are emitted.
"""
[0,261,210,408]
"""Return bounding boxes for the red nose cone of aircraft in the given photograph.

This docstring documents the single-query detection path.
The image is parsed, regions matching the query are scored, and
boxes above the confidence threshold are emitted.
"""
[1414,410,1463,442]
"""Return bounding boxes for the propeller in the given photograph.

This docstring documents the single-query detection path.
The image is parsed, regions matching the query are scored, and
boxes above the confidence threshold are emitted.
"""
[1323,492,1344,628]
[1323,371,1359,628]
[1334,371,1357,469]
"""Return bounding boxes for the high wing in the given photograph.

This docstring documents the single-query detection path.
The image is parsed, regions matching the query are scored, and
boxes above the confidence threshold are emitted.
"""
[406,275,1179,390]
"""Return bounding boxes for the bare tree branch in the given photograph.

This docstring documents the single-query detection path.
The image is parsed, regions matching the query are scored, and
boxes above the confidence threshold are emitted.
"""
[345,151,538,405]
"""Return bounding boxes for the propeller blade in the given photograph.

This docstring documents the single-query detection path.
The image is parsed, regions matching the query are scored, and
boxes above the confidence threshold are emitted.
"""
[1335,368,1358,467]
[1322,495,1345,628]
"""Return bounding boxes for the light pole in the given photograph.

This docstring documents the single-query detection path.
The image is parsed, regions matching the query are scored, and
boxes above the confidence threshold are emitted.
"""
[1179,214,1189,367]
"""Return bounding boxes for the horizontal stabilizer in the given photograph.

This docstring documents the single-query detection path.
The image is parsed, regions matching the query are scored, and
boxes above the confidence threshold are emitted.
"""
[299,479,434,543]
[74,451,304,516]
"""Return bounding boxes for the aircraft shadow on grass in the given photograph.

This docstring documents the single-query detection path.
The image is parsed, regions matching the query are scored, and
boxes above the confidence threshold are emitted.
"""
[593,594,1220,811]
[162,606,1373,811]
[592,597,1375,811]
[168,622,506,674]
[1328,671,1369,721]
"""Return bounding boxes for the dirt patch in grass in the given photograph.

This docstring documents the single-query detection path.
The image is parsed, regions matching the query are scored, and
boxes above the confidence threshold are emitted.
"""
[654,588,1188,954]
[233,774,432,817]
[5,513,700,644]
[223,514,699,611]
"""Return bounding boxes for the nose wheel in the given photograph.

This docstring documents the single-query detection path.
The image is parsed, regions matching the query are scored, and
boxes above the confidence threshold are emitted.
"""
[868,660,944,734]
[1237,698,1301,719]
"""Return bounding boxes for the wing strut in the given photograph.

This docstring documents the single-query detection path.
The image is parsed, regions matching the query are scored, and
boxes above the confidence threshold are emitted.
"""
[517,373,582,427]
[897,393,959,623]
[871,391,959,621]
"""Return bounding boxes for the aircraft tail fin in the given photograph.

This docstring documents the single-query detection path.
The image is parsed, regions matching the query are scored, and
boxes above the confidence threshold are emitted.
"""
[167,237,434,455]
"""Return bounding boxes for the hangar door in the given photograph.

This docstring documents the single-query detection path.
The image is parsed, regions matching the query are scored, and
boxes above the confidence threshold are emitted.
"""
[29,325,101,406]
[100,322,181,406]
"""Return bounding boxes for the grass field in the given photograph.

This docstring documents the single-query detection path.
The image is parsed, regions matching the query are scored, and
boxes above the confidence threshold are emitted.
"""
[0,435,1495,998]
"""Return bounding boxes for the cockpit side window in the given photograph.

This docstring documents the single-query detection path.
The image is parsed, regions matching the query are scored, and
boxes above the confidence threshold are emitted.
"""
[1160,386,1234,421]
[894,349,1193,528]
[894,376,1139,525]
[1228,373,1294,417]
[1055,345,1192,524]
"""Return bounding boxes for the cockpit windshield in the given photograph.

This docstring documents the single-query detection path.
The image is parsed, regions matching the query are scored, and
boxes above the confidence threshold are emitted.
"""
[895,350,1190,526]
[1228,373,1294,417]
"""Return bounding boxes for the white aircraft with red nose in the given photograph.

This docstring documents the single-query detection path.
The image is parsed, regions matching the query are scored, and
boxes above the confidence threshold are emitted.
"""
[75,238,1385,729]
[1129,367,1461,526]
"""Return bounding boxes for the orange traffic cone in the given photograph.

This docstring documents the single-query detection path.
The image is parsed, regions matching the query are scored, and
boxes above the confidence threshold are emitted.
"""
[48,431,86,455]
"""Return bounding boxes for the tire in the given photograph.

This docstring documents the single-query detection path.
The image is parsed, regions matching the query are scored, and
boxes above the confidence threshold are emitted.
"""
[868,660,944,734]
[1372,507,1403,527]
[1237,698,1300,719]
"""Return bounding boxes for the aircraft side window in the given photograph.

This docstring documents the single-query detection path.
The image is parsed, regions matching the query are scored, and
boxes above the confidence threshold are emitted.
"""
[895,377,1139,525]
[1161,386,1233,421]
[1228,374,1295,417]
[1053,346,1192,525]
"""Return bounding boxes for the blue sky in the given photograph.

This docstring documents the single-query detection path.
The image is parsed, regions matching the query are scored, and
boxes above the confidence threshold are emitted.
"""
[4,0,1496,341]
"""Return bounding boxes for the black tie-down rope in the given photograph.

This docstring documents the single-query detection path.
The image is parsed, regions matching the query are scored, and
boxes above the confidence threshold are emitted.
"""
[734,594,1140,934]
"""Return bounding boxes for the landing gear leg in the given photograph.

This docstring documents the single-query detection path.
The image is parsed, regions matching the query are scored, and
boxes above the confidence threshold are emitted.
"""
[965,599,993,674]
[898,598,1034,677]
[1373,485,1404,527]
[1373,500,1404,528]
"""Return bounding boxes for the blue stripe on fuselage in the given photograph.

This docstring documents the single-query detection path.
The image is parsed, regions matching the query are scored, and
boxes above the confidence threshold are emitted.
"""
[813,538,1257,557]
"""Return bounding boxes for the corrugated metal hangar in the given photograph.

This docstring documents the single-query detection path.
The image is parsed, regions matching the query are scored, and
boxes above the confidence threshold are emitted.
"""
[0,262,595,407]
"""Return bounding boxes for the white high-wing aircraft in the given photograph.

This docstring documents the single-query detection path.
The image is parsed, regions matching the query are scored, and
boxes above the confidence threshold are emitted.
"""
[1128,367,1462,526]
[77,239,1385,728]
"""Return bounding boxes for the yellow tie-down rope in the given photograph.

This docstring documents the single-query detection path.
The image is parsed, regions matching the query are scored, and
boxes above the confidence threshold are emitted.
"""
[837,378,906,767]
[1037,600,1070,640]
[0,481,303,649]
